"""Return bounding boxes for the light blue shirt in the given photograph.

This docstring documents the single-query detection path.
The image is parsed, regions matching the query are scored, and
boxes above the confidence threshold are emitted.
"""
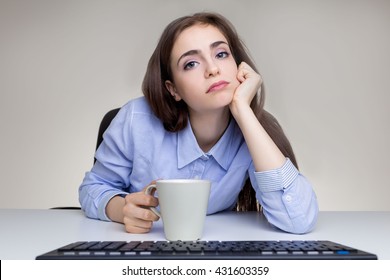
[79,97,318,234]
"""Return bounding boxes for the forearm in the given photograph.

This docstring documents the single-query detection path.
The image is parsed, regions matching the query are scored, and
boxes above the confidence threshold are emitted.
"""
[231,100,285,171]
[249,160,318,234]
[79,169,129,221]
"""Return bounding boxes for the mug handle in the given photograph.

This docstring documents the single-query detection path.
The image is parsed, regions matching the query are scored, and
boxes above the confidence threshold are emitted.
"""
[144,184,161,217]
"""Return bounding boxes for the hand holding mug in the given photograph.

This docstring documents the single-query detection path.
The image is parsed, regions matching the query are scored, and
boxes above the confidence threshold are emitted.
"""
[122,182,160,234]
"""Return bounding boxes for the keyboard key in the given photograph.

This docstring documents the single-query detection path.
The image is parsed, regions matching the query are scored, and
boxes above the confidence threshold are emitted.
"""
[58,241,86,251]
[74,242,99,251]
[104,242,127,250]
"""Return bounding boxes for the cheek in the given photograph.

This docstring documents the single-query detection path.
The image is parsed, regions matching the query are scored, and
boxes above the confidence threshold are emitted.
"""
[175,78,195,96]
[230,75,241,91]
[227,63,239,81]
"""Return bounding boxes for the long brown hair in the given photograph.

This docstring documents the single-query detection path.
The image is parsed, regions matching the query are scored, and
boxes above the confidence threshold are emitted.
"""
[142,12,298,211]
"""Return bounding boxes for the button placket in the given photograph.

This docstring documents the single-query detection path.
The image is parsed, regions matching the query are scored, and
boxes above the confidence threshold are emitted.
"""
[191,157,208,179]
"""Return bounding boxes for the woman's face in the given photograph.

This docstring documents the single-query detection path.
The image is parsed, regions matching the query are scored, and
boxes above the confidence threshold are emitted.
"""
[165,24,240,115]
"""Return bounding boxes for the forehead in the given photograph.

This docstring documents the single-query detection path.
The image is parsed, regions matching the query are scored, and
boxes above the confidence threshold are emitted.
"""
[171,24,228,57]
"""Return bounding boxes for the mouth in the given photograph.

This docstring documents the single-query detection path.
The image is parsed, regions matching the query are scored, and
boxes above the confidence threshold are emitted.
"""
[206,80,229,93]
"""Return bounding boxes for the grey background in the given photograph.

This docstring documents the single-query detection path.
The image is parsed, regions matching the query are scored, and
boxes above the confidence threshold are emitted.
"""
[1,0,389,210]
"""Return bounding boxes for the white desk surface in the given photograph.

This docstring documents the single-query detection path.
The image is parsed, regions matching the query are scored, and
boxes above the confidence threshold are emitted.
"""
[0,209,389,260]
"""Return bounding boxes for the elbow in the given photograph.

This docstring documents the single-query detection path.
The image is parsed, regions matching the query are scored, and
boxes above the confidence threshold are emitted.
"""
[278,208,319,234]
[265,196,319,234]
[78,184,87,211]
[78,183,98,220]
[282,188,319,234]
[274,218,317,235]
[290,216,317,234]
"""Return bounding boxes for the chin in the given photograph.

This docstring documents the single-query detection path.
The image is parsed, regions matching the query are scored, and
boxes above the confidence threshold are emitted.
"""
[217,92,234,107]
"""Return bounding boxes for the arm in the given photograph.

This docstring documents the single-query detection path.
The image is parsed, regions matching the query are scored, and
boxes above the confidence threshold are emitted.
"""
[79,103,159,233]
[230,63,318,233]
[229,62,286,172]
[250,160,318,234]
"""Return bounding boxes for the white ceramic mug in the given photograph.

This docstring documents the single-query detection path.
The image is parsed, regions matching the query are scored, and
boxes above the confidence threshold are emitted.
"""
[145,179,211,241]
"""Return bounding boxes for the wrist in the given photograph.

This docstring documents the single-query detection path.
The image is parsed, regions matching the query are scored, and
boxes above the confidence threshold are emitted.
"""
[106,195,126,223]
[230,98,253,121]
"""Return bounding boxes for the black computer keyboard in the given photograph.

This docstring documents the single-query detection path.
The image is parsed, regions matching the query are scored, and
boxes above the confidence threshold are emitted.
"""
[35,240,377,260]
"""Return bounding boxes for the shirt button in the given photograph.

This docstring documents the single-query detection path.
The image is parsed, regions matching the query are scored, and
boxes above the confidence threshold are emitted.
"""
[285,195,292,202]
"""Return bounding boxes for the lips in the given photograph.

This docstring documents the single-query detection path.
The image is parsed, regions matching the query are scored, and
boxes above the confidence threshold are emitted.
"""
[206,80,229,93]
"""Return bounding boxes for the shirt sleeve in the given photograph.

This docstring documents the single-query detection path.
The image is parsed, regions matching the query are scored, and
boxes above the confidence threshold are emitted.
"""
[79,167,129,221]
[78,105,134,221]
[250,158,319,234]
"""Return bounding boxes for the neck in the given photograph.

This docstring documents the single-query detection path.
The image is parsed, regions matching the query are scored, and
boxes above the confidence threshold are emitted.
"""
[189,108,230,152]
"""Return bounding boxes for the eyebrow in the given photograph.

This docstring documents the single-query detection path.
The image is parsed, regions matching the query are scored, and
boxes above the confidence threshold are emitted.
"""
[176,41,229,66]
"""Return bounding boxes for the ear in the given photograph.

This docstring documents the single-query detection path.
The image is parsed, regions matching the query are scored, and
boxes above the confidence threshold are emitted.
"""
[165,80,182,101]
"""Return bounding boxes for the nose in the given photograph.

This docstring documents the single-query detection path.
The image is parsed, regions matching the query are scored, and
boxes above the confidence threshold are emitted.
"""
[205,61,220,78]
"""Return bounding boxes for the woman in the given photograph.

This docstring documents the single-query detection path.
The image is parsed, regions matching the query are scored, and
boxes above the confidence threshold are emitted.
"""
[79,12,318,234]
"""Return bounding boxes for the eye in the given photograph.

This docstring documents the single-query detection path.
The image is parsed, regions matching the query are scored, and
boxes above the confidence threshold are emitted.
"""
[216,51,229,59]
[184,61,199,70]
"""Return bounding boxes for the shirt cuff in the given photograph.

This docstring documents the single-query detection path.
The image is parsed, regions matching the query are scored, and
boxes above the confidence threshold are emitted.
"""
[255,158,299,192]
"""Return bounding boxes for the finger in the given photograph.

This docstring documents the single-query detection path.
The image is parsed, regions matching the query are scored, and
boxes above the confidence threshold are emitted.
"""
[123,217,154,233]
[237,62,254,80]
[238,62,254,73]
[237,67,263,87]
[123,202,160,221]
[123,206,160,233]
[124,224,151,234]
[237,68,249,83]
[238,61,250,69]
[125,192,158,207]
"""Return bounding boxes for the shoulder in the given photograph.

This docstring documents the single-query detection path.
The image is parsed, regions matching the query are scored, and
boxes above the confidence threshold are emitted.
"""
[115,96,165,133]
[116,97,157,122]
[120,96,153,115]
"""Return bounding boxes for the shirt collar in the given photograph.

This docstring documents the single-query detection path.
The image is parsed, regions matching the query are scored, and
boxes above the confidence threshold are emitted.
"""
[177,119,238,170]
